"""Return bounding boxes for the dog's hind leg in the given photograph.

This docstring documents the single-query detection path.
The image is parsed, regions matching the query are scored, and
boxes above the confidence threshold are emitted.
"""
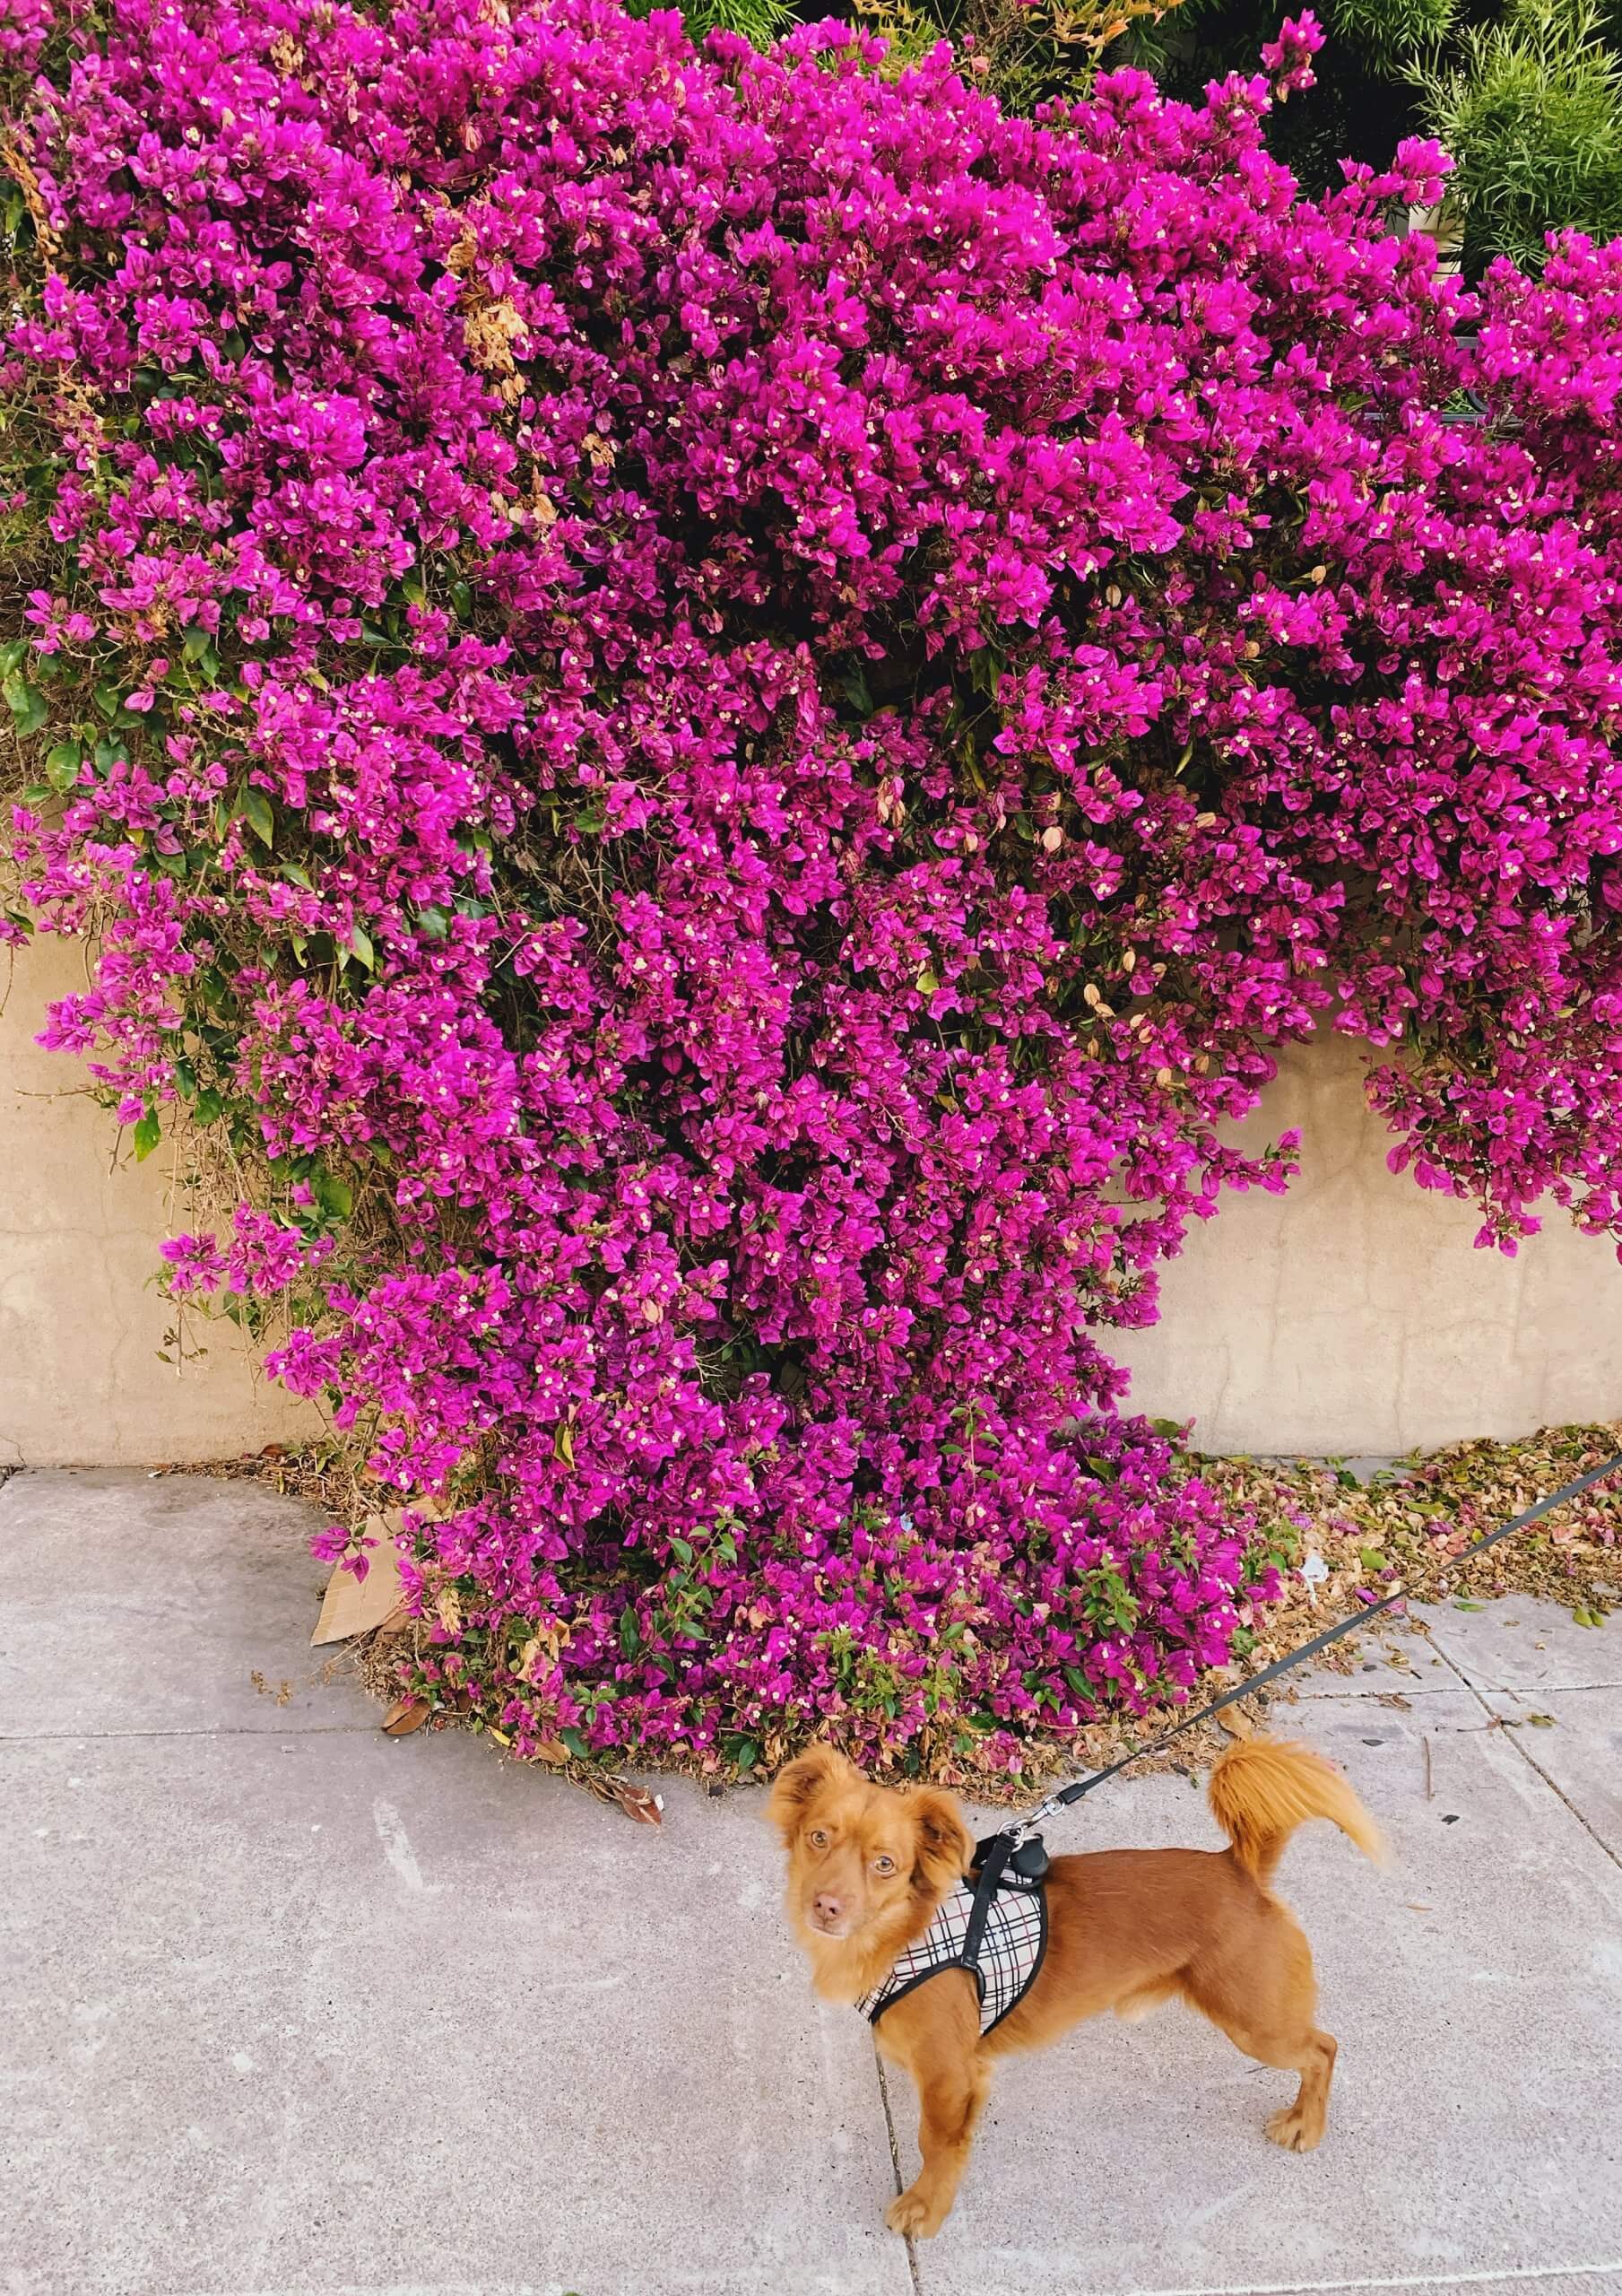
[1262,2026,1337,2152]
[1214,2014,1338,2152]
[1182,1911,1339,2152]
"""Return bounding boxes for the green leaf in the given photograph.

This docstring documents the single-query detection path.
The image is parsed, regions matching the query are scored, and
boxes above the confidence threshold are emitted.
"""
[4,675,48,736]
[559,1726,590,1761]
[670,1535,694,1564]
[182,624,211,661]
[618,1604,642,1658]
[193,1086,224,1126]
[347,923,375,971]
[1453,1598,1485,1611]
[314,1171,354,1221]
[915,967,940,996]
[733,1737,759,1773]
[1149,1416,1184,1439]
[239,787,274,847]
[416,905,449,941]
[44,743,82,792]
[132,1113,161,1161]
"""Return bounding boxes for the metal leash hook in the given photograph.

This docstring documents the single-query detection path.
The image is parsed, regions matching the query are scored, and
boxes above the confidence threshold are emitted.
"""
[1005,1796,1062,1849]
[1001,1449,1622,1846]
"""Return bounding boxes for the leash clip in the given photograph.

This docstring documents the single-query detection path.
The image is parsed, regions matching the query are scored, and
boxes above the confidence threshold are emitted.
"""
[1007,1790,1063,1846]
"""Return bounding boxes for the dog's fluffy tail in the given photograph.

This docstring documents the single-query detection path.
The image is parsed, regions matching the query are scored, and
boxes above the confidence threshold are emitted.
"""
[1209,1737,1385,1885]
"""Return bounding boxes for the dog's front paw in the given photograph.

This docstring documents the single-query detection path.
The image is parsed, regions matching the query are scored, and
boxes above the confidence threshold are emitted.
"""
[887,2184,950,2239]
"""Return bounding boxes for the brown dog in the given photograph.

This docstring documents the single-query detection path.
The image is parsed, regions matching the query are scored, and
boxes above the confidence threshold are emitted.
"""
[768,1737,1383,2238]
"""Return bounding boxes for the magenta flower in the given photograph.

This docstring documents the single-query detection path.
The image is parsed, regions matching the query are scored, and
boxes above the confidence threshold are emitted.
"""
[4,0,1621,1774]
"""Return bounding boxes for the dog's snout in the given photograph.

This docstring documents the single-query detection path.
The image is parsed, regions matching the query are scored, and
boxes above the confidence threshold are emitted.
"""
[812,1892,845,1927]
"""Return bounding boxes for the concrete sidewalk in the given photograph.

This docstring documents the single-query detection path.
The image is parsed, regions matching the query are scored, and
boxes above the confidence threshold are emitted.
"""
[2,1469,1619,2296]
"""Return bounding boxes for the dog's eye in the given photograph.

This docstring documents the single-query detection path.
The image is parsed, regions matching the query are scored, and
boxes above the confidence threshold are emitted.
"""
[808,1828,829,1848]
[872,1855,895,1874]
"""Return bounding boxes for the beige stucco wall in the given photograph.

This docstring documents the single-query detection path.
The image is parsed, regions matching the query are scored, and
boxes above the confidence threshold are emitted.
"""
[4,935,1619,1464]
[1,935,319,1467]
[1109,1033,1622,1457]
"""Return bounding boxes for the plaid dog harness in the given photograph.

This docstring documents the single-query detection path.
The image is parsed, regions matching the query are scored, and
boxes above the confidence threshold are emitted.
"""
[857,1833,1049,2038]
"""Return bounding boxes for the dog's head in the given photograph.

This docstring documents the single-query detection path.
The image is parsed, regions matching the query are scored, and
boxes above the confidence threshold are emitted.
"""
[767,1745,975,1954]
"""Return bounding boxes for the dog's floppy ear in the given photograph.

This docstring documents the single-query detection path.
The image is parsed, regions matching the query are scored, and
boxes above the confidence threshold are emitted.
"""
[904,1786,974,1893]
[767,1744,855,1844]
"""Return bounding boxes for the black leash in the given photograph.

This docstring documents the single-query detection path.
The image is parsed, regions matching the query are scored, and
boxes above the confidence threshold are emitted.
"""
[1004,1447,1622,1848]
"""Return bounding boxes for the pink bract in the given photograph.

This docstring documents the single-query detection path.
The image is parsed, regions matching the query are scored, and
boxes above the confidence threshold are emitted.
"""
[4,0,1620,1774]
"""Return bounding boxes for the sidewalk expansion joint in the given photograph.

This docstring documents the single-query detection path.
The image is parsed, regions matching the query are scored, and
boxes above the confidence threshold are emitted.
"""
[1421,1639,1621,1874]
[873,2043,924,2296]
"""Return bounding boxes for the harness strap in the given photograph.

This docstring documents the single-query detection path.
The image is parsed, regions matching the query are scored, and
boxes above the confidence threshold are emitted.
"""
[959,1831,1014,1968]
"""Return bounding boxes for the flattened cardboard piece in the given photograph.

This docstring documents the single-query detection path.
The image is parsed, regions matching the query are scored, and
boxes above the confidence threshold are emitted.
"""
[311,1525,405,1646]
[310,1498,450,1645]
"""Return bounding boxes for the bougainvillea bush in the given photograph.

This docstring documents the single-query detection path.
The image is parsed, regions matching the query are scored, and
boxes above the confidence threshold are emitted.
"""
[4,0,1622,1781]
